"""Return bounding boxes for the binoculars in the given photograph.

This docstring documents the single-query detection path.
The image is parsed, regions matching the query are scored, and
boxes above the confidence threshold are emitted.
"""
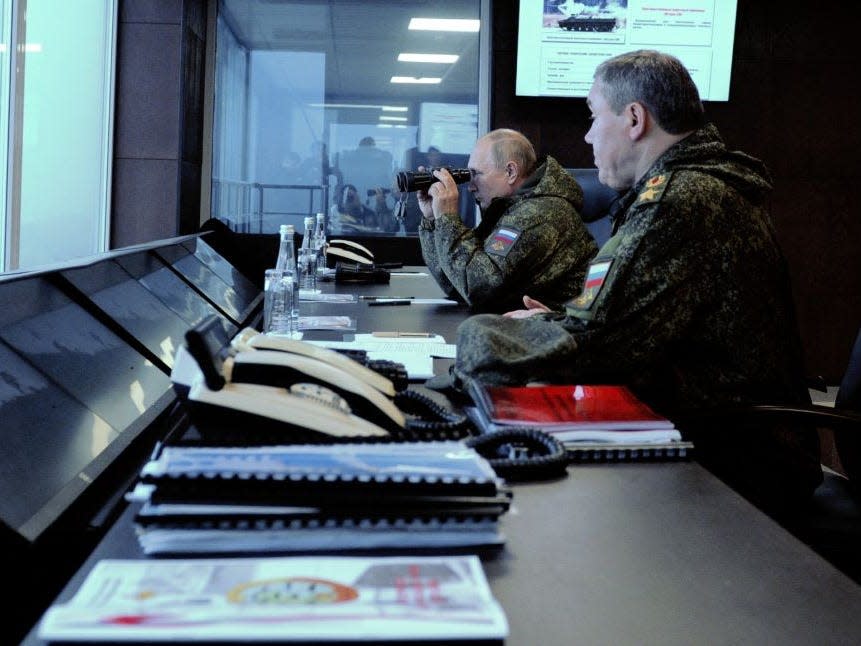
[395,168,471,193]
[367,188,392,197]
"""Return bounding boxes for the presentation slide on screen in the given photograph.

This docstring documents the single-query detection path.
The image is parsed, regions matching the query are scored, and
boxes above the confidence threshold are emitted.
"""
[516,1,738,101]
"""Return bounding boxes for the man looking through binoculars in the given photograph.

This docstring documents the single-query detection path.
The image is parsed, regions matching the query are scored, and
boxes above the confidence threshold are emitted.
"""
[416,128,597,313]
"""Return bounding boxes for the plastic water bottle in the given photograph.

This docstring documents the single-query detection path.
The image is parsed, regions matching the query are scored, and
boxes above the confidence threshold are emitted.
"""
[263,268,295,336]
[298,216,317,291]
[274,224,296,273]
[272,224,298,332]
[313,212,327,273]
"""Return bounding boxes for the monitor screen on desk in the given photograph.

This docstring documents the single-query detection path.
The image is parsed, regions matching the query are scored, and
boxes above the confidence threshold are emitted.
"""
[0,276,173,433]
[0,275,175,543]
[0,340,120,542]
[181,236,262,322]
[59,258,195,370]
[114,251,238,339]
[153,240,260,328]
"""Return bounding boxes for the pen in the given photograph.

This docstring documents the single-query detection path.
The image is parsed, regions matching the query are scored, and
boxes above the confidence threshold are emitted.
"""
[367,299,411,306]
[372,331,433,338]
[359,296,415,301]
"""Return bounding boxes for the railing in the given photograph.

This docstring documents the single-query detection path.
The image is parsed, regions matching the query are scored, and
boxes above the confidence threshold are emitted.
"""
[211,179,329,233]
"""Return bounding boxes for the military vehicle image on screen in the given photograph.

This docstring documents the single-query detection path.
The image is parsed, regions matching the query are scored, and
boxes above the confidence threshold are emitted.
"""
[558,12,617,32]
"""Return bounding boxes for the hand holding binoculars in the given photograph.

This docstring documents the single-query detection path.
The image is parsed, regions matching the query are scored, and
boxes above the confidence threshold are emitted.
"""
[395,167,471,193]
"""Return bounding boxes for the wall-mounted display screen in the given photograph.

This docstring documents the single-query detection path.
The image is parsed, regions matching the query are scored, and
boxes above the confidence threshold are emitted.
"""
[516,1,739,101]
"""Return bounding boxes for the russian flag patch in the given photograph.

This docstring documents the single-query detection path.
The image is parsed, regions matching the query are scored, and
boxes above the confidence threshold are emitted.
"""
[485,226,521,257]
[567,259,613,310]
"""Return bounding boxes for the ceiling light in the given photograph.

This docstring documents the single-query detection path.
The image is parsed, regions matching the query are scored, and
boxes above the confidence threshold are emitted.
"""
[379,116,408,122]
[408,18,480,32]
[398,53,459,64]
[308,103,408,111]
[391,76,442,84]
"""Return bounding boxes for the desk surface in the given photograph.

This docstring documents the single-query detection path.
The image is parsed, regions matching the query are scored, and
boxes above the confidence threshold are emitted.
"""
[23,267,861,645]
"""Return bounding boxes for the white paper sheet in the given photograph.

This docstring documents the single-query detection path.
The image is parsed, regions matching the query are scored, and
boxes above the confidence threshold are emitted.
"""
[307,334,456,379]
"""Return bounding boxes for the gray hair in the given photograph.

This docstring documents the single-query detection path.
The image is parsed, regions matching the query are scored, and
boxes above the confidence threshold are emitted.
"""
[481,129,538,176]
[594,50,706,134]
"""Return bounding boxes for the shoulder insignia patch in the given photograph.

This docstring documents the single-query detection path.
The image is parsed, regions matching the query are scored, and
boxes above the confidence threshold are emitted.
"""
[485,226,522,257]
[635,172,671,205]
[565,259,613,310]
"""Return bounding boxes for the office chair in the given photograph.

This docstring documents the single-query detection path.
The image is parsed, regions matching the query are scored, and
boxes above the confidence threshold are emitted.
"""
[673,326,861,581]
[566,168,619,247]
[834,328,861,483]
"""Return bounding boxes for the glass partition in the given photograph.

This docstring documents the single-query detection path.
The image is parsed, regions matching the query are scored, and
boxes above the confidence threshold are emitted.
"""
[209,0,485,238]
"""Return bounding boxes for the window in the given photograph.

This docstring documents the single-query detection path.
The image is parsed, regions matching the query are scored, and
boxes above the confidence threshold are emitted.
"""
[0,0,116,272]
[209,0,488,238]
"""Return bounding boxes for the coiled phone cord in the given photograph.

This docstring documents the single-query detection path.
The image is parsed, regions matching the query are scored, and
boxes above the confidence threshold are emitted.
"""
[464,428,569,482]
[394,389,474,439]
[392,391,569,481]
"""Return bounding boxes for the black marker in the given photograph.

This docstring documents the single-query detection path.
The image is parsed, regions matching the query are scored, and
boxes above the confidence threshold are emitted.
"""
[359,295,415,301]
[367,299,412,306]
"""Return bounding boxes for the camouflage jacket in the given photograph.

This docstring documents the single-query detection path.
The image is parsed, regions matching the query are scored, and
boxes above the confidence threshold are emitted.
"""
[419,156,598,313]
[454,125,821,507]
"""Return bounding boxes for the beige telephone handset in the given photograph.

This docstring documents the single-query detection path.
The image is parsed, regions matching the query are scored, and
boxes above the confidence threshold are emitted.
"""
[182,317,468,443]
[223,346,406,430]
[326,239,374,265]
[231,327,395,397]
[181,317,407,442]
[188,380,391,440]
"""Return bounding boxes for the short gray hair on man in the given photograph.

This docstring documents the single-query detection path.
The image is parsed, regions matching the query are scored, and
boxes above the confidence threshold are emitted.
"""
[481,128,538,176]
[594,50,706,134]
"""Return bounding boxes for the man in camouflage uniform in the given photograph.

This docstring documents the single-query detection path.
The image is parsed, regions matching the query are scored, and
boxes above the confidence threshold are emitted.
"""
[450,51,822,515]
[417,129,597,313]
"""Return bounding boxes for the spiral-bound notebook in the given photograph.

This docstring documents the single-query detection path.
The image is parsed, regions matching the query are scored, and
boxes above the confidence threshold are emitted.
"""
[467,383,692,462]
[131,442,510,555]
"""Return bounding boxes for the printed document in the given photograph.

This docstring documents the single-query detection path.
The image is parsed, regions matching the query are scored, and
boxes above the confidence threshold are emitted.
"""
[38,555,508,642]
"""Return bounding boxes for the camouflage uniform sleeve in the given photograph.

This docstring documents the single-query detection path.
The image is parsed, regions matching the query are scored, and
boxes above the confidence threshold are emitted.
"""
[562,200,707,378]
[453,175,713,388]
[431,195,584,310]
[560,171,757,385]
[418,217,460,300]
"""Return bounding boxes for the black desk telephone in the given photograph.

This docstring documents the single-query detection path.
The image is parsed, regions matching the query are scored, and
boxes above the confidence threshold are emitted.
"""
[173,316,470,444]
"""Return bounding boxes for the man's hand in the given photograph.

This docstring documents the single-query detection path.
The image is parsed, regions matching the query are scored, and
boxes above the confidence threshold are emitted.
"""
[416,166,461,221]
[503,295,552,319]
[372,187,387,205]
[416,165,434,219]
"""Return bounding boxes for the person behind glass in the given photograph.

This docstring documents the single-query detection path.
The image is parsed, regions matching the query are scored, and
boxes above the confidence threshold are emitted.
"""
[449,50,822,517]
[298,141,341,187]
[425,145,444,168]
[416,128,597,313]
[332,183,393,233]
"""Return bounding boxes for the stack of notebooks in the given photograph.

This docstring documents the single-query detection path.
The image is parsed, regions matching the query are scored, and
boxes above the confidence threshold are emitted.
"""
[129,441,511,555]
[468,383,693,462]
